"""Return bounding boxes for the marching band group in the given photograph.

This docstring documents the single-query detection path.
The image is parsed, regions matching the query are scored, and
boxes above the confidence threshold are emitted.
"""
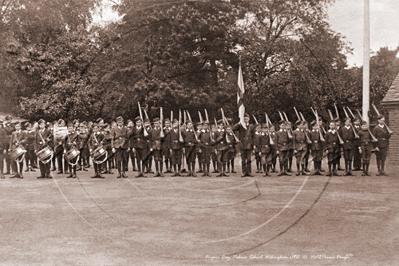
[0,105,392,180]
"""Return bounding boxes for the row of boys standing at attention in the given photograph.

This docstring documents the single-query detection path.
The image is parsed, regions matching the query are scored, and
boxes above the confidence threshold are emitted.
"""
[0,112,391,179]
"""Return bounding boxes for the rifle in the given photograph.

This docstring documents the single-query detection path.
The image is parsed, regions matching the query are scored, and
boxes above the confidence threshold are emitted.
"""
[138,102,149,137]
[160,107,164,138]
[252,115,259,125]
[334,103,340,119]
[221,108,239,143]
[178,109,183,142]
[294,107,301,121]
[372,103,393,134]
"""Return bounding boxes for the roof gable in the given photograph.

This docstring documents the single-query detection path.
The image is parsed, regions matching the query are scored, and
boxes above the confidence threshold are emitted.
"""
[382,72,399,104]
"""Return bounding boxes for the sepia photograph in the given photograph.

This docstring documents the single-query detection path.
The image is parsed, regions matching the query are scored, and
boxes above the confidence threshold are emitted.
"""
[1,0,399,265]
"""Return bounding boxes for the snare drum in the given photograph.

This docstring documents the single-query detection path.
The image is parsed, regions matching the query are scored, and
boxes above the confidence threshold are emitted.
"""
[65,147,80,163]
[92,146,107,164]
[36,146,53,164]
[10,146,26,161]
[92,146,106,160]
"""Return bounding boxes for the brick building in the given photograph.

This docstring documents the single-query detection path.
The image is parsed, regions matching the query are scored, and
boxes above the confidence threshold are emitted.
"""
[381,72,399,172]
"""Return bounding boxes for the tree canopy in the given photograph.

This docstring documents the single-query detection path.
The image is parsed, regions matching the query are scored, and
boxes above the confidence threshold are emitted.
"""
[1,0,397,124]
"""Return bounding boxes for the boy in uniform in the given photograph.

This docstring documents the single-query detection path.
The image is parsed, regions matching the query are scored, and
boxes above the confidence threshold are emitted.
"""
[373,114,392,176]
[275,120,291,176]
[309,120,325,175]
[64,123,78,178]
[358,121,374,176]
[34,119,52,179]
[325,120,342,176]
[88,123,105,178]
[112,116,129,178]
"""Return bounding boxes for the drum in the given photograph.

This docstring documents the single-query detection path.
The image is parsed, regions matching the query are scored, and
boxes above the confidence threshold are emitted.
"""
[36,146,53,164]
[10,146,26,162]
[92,146,107,164]
[65,147,80,165]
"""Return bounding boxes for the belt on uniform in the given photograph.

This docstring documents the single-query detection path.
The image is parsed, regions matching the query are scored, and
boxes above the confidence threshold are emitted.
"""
[314,141,318,143]
[262,145,269,147]
[332,142,337,145]
[136,138,141,141]
[172,140,179,143]
[299,141,304,143]
[362,142,369,145]
[220,141,224,144]
[345,140,350,143]
[380,138,386,140]
[281,143,287,145]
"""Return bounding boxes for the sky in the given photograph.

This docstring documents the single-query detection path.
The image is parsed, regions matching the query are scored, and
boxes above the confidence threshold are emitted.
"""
[92,0,399,68]
[327,0,399,67]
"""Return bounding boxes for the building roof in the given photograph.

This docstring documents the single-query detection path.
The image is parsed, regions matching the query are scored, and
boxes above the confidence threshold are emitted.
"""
[382,72,399,105]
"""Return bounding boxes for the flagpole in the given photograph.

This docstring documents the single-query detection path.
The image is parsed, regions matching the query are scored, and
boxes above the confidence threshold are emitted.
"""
[363,0,370,123]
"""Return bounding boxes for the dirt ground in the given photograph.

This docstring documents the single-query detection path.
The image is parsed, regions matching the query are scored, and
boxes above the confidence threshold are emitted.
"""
[1,156,398,266]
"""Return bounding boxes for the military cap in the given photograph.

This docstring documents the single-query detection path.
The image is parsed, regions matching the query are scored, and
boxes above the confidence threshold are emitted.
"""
[278,119,285,125]
[126,119,133,124]
[5,115,12,121]
[79,122,85,127]
[195,122,202,126]
[186,119,192,124]
[343,117,351,122]
[244,113,250,118]
[67,122,74,127]
[295,119,302,126]
[225,124,232,129]
[361,120,368,125]
[261,123,268,128]
[134,116,142,122]
[310,120,317,127]
[334,117,340,122]
[116,116,124,122]
[143,118,150,124]
[164,118,170,123]
[96,117,104,123]
[24,122,31,128]
[153,117,160,123]
[376,114,384,120]
[73,119,79,124]
[217,119,224,125]
[227,118,233,124]
[202,120,209,125]
[38,119,46,124]
[14,121,21,126]
[172,118,179,124]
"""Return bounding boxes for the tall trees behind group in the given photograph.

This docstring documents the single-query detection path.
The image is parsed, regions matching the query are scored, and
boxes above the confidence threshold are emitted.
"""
[1,0,398,122]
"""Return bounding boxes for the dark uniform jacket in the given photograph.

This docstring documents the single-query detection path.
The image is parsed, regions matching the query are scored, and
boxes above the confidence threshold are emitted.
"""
[215,129,228,151]
[0,128,7,152]
[102,129,113,150]
[10,130,28,150]
[339,126,355,150]
[324,130,341,153]
[131,126,146,149]
[293,129,308,151]
[64,131,78,151]
[25,129,36,151]
[149,127,163,150]
[88,131,105,151]
[168,128,184,149]
[275,129,290,152]
[373,125,390,149]
[232,123,254,150]
[76,130,89,150]
[162,127,172,150]
[257,133,271,154]
[197,129,214,148]
[112,126,128,149]
[358,130,372,145]
[309,130,324,151]
[34,129,51,151]
[182,128,197,147]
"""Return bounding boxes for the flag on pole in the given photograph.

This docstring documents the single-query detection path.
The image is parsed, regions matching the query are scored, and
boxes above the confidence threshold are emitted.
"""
[237,59,247,129]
